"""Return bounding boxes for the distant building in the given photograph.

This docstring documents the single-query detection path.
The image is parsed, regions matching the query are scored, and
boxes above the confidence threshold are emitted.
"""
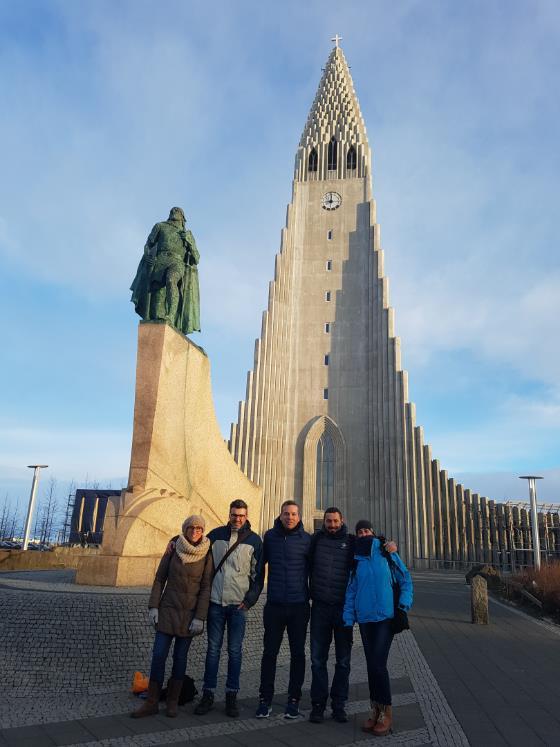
[69,489,121,545]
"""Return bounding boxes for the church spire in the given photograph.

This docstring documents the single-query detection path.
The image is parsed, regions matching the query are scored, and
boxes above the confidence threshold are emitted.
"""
[295,43,370,181]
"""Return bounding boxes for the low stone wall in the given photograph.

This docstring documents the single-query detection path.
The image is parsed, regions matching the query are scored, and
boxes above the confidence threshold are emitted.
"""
[0,547,99,572]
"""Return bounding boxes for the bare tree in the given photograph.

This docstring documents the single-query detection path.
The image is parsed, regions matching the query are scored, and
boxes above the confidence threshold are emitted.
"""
[0,493,9,540]
[39,478,59,545]
[60,480,76,545]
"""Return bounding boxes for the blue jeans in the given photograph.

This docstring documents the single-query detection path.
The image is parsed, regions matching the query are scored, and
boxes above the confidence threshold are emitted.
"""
[359,619,394,705]
[203,602,247,693]
[149,630,192,686]
[310,601,353,707]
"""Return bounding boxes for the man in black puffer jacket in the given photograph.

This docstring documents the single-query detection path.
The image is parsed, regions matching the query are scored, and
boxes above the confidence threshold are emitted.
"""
[308,508,396,724]
[255,501,312,720]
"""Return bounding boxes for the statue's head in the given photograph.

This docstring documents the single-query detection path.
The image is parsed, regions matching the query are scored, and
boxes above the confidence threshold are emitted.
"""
[168,206,186,226]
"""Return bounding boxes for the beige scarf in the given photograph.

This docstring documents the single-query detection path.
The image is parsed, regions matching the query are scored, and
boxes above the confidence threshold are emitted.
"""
[175,533,210,564]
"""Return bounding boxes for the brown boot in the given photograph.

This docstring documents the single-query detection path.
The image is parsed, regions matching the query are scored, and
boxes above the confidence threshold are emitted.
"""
[362,701,380,733]
[131,680,160,718]
[372,704,393,736]
[166,678,183,717]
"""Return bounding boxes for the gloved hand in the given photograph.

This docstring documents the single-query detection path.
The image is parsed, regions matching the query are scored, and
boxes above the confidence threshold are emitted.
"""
[188,618,204,636]
[148,608,158,628]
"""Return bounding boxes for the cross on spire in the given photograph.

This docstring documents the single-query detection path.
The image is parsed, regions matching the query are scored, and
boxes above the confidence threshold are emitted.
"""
[331,34,342,48]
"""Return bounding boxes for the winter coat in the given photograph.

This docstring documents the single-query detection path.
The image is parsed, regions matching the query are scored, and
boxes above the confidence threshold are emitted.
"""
[148,549,213,637]
[309,524,355,605]
[264,518,312,605]
[207,521,264,608]
[343,537,413,626]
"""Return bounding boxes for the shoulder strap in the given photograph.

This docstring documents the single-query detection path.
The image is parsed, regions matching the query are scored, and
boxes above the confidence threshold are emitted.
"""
[213,531,246,577]
[381,546,398,587]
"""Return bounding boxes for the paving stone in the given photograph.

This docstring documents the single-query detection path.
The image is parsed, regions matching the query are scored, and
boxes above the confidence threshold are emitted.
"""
[1,724,55,747]
[41,720,96,746]
[76,715,134,740]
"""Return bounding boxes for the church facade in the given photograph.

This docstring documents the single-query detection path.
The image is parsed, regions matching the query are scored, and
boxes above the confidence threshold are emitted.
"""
[228,44,559,567]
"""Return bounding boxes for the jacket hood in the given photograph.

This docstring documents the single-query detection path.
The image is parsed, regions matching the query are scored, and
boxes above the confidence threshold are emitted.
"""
[273,516,304,535]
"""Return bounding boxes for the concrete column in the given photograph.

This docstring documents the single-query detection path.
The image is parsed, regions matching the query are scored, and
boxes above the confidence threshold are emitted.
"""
[423,444,435,564]
[472,494,482,563]
[414,425,430,563]
[447,477,459,563]
[431,459,443,560]
[439,470,452,562]
[455,484,467,563]
[464,490,475,562]
[480,497,491,564]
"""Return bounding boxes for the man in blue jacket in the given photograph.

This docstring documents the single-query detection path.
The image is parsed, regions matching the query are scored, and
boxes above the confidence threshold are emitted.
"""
[255,501,312,719]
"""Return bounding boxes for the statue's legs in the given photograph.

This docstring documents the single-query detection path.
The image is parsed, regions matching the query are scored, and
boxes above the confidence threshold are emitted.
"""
[165,269,182,326]
[149,283,167,322]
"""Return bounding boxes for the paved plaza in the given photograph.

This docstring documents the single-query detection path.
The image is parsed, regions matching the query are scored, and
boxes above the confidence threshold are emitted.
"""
[0,570,559,746]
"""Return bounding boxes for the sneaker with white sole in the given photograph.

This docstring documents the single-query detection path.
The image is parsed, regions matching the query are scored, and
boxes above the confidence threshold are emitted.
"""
[284,697,300,719]
[255,699,272,718]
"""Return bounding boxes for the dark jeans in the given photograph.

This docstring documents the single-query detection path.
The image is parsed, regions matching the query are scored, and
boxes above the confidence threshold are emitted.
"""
[203,602,247,693]
[259,601,310,702]
[310,601,353,707]
[359,619,394,705]
[149,630,192,686]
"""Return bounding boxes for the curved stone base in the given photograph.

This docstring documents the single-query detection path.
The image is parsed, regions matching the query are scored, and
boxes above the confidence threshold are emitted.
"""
[76,322,262,586]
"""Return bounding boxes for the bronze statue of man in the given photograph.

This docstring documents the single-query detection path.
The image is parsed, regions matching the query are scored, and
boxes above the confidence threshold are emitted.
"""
[130,207,200,335]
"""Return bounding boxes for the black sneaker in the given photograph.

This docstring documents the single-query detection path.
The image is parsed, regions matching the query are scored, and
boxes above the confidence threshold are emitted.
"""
[193,689,214,715]
[225,691,239,718]
[309,703,324,723]
[284,697,300,719]
[332,706,348,723]
[255,698,272,718]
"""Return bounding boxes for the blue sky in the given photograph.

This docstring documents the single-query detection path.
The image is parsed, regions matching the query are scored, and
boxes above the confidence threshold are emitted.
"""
[1,0,559,519]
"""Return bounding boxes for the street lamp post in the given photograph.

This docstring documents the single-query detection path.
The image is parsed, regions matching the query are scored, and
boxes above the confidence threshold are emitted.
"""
[22,465,48,551]
[519,475,543,570]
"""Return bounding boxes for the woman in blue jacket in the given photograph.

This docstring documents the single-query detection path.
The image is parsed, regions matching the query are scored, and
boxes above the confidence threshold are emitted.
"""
[343,519,413,736]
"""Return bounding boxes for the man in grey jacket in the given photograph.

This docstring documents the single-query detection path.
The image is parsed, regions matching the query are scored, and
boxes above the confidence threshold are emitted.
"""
[194,500,264,718]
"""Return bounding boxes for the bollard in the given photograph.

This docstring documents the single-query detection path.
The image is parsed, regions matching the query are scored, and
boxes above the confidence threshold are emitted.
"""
[471,575,489,624]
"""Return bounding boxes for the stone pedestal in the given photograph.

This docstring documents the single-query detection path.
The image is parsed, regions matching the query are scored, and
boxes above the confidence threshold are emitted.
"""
[76,321,261,586]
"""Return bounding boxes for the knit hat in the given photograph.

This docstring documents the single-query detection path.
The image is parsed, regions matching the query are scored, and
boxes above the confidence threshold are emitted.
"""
[182,514,206,534]
[355,519,374,534]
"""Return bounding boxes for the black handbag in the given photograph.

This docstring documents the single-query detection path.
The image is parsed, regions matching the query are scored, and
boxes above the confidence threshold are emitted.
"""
[386,554,410,635]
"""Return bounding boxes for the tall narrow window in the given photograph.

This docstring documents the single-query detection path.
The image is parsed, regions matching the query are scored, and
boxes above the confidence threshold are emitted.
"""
[316,432,335,509]
[325,322,330,333]
[325,291,331,301]
[327,137,337,170]
[324,354,329,365]
[327,230,333,240]
[308,147,318,172]
[323,388,329,400]
[346,145,357,170]
[326,260,332,271]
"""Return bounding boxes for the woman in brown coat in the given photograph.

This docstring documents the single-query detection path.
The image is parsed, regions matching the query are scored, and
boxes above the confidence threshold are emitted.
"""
[132,514,213,718]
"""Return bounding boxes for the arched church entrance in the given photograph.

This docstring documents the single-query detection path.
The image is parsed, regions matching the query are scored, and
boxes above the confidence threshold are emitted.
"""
[301,415,346,531]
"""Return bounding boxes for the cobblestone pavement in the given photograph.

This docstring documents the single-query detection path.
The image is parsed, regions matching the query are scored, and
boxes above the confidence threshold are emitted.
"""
[0,570,469,746]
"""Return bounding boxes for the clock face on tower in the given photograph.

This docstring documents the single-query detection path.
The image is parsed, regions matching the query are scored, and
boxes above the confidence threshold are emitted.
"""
[321,191,342,210]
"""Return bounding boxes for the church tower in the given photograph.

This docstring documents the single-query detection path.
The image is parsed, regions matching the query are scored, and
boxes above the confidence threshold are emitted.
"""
[229,40,412,539]
[228,41,559,569]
